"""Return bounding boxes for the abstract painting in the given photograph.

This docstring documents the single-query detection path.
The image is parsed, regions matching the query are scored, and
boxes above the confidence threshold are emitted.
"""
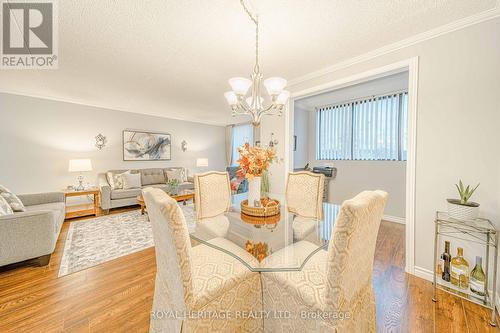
[123,130,171,161]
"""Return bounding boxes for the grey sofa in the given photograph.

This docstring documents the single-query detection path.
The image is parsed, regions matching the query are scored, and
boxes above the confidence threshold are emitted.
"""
[0,192,65,267]
[98,167,194,213]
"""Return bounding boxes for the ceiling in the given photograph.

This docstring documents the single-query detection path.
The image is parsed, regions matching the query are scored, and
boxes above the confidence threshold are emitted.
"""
[0,0,497,125]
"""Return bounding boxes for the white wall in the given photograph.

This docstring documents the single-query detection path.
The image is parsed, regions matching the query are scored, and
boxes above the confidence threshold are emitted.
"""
[293,107,309,169]
[0,93,226,194]
[294,73,408,218]
[283,17,500,292]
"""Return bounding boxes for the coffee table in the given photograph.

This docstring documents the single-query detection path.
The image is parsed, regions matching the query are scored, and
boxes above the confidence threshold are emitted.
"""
[137,190,195,215]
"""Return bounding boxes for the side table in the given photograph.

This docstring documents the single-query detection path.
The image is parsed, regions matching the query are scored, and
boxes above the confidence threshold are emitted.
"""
[432,211,498,326]
[64,188,100,219]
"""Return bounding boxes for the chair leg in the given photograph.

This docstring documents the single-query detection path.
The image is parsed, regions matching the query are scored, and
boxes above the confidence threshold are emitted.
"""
[104,209,110,215]
[34,254,51,266]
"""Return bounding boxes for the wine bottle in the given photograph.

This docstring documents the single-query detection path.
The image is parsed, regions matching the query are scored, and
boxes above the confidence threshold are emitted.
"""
[441,241,451,282]
[450,247,469,289]
[470,256,486,296]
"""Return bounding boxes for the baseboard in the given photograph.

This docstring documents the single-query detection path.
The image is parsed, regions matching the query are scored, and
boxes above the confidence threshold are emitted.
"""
[414,265,500,314]
[383,215,405,224]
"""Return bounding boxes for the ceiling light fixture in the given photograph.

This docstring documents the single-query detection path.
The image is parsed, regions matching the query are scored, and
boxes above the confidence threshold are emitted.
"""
[224,0,289,126]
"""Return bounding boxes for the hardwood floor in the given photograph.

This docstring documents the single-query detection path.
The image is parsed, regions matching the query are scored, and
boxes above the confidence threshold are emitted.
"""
[0,208,498,332]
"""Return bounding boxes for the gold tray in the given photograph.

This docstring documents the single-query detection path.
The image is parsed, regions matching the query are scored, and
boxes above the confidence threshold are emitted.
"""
[241,212,281,225]
[240,198,280,217]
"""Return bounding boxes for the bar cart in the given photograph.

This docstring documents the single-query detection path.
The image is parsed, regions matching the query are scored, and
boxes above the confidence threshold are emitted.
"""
[432,211,498,326]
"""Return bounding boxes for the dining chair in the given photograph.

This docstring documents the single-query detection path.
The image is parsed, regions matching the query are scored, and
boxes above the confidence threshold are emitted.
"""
[262,190,388,332]
[286,171,325,242]
[193,171,232,238]
[286,171,325,220]
[194,171,232,219]
[143,188,263,333]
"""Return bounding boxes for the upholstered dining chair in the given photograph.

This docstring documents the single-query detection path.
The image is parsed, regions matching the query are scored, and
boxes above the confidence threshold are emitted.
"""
[143,188,263,333]
[286,171,325,220]
[286,171,325,242]
[262,190,388,333]
[193,171,232,238]
[194,171,232,219]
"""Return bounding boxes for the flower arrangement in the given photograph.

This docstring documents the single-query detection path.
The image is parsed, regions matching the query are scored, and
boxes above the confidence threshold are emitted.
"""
[236,143,276,180]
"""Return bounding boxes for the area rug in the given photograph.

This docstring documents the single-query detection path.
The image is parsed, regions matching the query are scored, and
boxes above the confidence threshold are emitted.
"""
[58,205,196,277]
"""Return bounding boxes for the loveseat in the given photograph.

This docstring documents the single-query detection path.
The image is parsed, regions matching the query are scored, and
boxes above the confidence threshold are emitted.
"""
[0,192,65,266]
[97,167,194,213]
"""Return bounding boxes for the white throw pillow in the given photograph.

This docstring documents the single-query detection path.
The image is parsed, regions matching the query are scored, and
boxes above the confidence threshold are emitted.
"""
[107,171,131,190]
[0,196,13,216]
[0,185,25,212]
[122,173,142,189]
[166,169,183,183]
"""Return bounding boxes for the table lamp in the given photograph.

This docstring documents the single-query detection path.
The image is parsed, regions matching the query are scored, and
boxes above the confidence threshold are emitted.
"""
[196,158,209,168]
[68,159,93,191]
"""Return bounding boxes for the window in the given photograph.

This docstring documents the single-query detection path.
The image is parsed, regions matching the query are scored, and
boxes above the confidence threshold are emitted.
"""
[316,92,408,161]
[231,123,253,166]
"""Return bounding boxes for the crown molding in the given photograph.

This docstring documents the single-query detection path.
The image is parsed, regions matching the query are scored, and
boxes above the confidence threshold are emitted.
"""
[0,89,228,127]
[288,5,500,86]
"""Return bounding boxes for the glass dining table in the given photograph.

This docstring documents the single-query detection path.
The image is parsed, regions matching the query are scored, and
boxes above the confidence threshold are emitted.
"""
[189,193,341,272]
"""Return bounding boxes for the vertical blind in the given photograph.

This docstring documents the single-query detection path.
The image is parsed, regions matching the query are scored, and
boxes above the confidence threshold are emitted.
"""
[316,92,408,161]
[231,123,253,166]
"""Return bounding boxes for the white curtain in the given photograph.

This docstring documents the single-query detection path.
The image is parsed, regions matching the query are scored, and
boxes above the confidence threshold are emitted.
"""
[316,103,352,160]
[225,125,233,166]
[353,94,401,160]
[316,92,408,161]
[231,123,253,166]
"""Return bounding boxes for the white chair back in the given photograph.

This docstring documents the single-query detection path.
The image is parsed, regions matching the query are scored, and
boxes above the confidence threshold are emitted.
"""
[325,190,387,314]
[142,188,195,317]
[194,171,232,219]
[286,171,325,219]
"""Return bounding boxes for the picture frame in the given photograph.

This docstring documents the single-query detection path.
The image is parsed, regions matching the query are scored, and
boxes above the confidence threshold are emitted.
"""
[122,130,172,161]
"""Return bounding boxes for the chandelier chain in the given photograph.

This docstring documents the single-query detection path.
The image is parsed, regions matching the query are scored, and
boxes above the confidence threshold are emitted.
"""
[240,0,259,73]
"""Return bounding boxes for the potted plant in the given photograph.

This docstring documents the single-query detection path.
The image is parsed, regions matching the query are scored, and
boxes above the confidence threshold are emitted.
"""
[447,180,480,220]
[166,178,180,196]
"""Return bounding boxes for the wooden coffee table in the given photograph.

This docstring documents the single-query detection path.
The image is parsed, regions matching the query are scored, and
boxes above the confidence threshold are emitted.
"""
[137,190,195,215]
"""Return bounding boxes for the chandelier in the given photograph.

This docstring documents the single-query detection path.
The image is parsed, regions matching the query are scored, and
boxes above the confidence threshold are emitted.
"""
[224,0,290,126]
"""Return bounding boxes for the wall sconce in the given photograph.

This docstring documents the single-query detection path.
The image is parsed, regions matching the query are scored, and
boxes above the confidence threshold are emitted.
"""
[181,140,188,152]
[95,133,107,150]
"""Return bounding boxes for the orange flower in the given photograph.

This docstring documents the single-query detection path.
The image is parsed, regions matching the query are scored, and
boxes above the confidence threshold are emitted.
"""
[236,144,276,179]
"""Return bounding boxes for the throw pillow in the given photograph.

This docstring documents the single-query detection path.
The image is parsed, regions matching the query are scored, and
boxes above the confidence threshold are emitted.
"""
[107,171,130,190]
[0,196,13,216]
[0,185,25,212]
[122,173,142,189]
[166,169,183,183]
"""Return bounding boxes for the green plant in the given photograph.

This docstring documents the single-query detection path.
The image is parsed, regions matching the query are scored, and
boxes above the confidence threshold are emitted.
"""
[455,180,479,205]
[166,179,180,195]
[167,179,180,186]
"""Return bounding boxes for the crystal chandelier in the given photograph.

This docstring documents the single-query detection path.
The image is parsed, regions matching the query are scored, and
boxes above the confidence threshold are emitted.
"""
[224,0,290,126]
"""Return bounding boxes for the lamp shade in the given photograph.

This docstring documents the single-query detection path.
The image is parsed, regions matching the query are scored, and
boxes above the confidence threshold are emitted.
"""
[275,90,290,105]
[224,91,238,106]
[229,77,252,95]
[68,159,93,172]
[196,158,209,167]
[264,77,287,96]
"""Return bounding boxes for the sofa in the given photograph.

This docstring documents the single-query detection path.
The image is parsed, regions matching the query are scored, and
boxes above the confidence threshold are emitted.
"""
[98,167,194,213]
[0,192,65,266]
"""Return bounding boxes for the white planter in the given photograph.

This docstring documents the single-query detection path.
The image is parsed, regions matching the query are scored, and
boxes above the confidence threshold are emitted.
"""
[248,177,262,207]
[447,200,479,221]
